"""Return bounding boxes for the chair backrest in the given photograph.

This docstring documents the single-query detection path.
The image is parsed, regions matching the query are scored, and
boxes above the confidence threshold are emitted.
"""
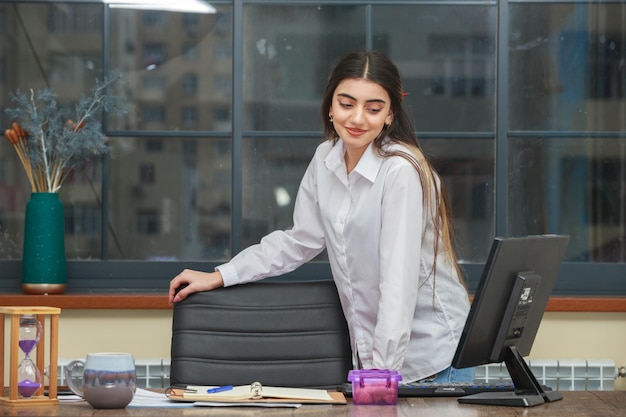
[170,280,353,389]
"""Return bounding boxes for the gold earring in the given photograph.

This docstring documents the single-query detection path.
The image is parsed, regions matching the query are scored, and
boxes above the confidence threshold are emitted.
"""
[329,114,334,122]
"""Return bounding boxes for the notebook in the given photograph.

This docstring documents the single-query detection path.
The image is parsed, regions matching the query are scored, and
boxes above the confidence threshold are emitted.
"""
[165,382,347,405]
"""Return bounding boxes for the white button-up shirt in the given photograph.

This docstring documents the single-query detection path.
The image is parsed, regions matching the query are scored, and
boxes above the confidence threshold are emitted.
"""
[217,139,470,382]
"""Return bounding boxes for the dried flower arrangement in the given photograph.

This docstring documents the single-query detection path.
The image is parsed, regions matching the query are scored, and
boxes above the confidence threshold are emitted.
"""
[3,72,126,193]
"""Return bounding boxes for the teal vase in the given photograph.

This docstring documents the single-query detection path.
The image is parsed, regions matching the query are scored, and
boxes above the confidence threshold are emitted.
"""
[21,192,67,294]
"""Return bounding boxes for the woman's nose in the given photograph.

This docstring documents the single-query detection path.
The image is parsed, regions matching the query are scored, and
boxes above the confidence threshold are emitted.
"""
[350,107,365,124]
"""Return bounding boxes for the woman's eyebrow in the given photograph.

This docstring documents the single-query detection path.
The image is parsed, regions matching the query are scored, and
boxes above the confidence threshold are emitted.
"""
[337,92,387,104]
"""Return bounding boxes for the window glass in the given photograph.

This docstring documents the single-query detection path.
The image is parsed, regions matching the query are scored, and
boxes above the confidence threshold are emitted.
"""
[48,3,103,33]
[107,137,232,261]
[181,73,198,96]
[508,2,626,269]
[243,5,366,131]
[508,136,626,263]
[60,162,106,260]
[421,138,495,262]
[372,4,496,133]
[509,3,626,131]
[109,5,233,131]
[241,136,323,249]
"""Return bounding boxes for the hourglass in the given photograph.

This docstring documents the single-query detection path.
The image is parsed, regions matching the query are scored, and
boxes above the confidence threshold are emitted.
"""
[17,314,43,398]
[1,306,61,406]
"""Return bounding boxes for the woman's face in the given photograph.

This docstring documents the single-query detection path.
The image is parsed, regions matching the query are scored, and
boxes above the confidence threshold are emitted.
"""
[329,78,393,155]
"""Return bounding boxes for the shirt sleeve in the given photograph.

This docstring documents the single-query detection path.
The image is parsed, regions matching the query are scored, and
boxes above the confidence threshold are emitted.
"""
[217,155,327,287]
[372,161,425,371]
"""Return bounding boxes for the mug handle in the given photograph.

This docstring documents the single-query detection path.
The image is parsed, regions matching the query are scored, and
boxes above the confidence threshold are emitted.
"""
[64,360,85,397]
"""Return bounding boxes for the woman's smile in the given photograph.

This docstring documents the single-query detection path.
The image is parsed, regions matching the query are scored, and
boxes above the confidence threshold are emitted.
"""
[346,127,368,137]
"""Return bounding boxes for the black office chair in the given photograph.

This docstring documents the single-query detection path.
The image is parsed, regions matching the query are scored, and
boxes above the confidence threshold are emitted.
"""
[170,280,353,389]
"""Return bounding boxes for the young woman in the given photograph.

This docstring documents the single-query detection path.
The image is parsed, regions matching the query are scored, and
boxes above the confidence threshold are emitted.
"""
[169,49,473,383]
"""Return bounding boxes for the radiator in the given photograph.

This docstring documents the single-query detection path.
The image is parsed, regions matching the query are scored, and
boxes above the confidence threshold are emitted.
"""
[475,359,618,391]
[57,358,619,391]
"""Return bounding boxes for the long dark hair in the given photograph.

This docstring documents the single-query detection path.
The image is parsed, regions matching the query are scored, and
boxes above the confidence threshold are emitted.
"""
[321,49,465,287]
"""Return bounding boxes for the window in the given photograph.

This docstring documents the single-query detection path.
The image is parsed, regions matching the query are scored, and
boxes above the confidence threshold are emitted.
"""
[589,33,623,99]
[142,11,166,28]
[214,42,231,61]
[145,139,164,153]
[48,4,102,32]
[139,164,155,185]
[65,205,101,235]
[213,74,231,97]
[0,1,625,297]
[181,73,197,96]
[137,210,159,235]
[183,13,199,36]
[212,108,230,124]
[181,107,198,128]
[142,43,167,67]
[428,35,494,98]
[142,106,166,123]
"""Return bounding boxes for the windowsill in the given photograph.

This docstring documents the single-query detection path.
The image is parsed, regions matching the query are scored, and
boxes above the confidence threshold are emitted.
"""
[0,294,171,309]
[0,294,623,312]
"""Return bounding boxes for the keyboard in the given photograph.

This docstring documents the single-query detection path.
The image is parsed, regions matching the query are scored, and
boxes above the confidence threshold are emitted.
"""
[340,381,518,397]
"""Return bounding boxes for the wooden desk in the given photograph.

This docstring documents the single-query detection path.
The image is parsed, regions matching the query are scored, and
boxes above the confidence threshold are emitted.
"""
[0,391,623,416]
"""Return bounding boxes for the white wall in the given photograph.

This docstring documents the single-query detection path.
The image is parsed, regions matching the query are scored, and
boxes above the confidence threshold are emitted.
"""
[4,310,625,390]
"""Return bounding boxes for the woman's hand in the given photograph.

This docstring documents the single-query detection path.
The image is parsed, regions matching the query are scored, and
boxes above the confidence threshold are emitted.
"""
[168,269,224,304]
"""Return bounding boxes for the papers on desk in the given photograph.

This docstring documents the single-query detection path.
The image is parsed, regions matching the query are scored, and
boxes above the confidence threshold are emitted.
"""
[56,386,339,408]
[134,388,302,408]
[165,382,347,406]
[128,388,194,408]
[56,393,83,403]
[56,388,194,408]
[195,401,302,408]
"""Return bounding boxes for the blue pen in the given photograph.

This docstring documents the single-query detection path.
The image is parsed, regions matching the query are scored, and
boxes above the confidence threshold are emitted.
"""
[206,385,233,394]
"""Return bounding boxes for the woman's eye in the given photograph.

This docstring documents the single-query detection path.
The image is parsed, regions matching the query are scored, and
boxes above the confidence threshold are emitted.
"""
[368,108,382,113]
[339,102,353,108]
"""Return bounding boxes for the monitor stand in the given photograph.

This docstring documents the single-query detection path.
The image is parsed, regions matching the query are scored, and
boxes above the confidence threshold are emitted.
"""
[458,346,563,407]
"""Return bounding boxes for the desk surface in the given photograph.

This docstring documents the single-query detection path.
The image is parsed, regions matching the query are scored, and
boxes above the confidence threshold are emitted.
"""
[0,391,624,417]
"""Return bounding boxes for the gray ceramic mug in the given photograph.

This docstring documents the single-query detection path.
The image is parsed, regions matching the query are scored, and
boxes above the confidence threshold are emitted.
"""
[65,352,137,409]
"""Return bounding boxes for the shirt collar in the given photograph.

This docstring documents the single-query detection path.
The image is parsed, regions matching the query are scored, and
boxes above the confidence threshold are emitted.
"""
[353,142,382,183]
[324,140,345,172]
[324,140,383,184]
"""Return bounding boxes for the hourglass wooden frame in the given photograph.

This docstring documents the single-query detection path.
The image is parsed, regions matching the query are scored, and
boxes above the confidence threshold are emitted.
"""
[1,306,61,406]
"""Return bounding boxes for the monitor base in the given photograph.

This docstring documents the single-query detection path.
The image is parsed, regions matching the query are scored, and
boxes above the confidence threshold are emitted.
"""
[458,390,562,407]
[458,346,563,407]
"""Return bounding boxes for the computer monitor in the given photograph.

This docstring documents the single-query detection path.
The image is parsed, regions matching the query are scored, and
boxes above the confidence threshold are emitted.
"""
[452,234,570,407]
